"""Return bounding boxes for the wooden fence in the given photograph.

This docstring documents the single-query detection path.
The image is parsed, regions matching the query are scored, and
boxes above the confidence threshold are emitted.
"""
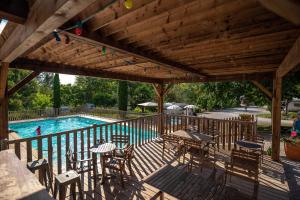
[5,113,257,178]
[8,107,147,121]
[163,114,257,151]
[6,114,159,177]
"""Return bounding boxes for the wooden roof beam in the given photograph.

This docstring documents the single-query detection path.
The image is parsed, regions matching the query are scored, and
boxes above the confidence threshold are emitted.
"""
[0,0,28,24]
[259,0,300,25]
[277,35,300,77]
[8,71,40,97]
[163,73,273,83]
[251,80,272,101]
[11,58,163,84]
[0,0,99,63]
[63,32,207,78]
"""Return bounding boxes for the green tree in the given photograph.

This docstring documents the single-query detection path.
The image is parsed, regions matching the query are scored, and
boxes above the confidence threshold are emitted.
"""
[53,73,61,109]
[118,81,128,111]
[128,83,154,109]
[32,92,52,109]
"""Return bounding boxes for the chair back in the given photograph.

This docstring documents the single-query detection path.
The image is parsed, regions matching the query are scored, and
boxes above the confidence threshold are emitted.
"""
[111,134,130,148]
[66,148,75,170]
[124,144,134,160]
[162,134,181,144]
[231,149,259,170]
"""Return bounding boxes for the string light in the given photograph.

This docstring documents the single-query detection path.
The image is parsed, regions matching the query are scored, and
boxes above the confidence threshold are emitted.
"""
[52,31,61,42]
[102,46,106,55]
[74,21,83,36]
[124,0,133,9]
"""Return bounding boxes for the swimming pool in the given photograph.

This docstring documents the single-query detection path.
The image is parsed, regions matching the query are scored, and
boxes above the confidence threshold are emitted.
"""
[9,116,107,138]
[9,116,156,166]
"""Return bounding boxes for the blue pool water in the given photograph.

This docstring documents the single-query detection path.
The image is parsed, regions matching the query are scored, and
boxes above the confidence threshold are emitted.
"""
[9,116,106,138]
[9,116,156,167]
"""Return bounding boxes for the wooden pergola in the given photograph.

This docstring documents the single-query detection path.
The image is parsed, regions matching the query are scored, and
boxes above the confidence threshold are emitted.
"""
[0,0,300,161]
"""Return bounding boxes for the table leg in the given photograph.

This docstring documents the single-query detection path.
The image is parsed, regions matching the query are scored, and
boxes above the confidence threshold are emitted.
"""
[92,153,97,188]
[100,155,106,184]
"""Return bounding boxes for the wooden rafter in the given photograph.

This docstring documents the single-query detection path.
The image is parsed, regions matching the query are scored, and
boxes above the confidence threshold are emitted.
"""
[8,71,40,97]
[0,0,98,63]
[163,73,273,83]
[251,80,272,100]
[0,0,28,24]
[277,35,300,78]
[259,0,300,25]
[63,32,207,78]
[11,58,162,84]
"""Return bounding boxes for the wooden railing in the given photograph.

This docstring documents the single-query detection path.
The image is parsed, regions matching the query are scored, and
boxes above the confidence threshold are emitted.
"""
[8,107,148,121]
[5,113,257,178]
[163,114,257,151]
[6,115,159,176]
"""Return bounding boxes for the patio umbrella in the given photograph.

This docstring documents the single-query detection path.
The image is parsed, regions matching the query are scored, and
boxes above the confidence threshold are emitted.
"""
[138,102,158,107]
[167,105,182,110]
[164,102,173,108]
[184,105,197,109]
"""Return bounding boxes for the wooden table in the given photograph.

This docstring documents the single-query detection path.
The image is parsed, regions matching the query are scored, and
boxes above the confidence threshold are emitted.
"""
[170,130,214,143]
[0,149,52,200]
[235,140,262,150]
[90,143,116,186]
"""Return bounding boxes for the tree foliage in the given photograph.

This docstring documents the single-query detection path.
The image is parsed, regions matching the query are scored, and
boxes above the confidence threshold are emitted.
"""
[53,73,61,108]
[118,81,128,111]
[7,69,300,112]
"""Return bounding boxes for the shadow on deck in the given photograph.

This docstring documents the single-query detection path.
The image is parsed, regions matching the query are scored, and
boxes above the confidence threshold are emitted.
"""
[64,142,290,200]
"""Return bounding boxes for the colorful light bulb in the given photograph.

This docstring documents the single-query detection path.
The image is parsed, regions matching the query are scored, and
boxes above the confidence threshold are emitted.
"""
[124,0,133,9]
[52,31,61,42]
[74,21,83,36]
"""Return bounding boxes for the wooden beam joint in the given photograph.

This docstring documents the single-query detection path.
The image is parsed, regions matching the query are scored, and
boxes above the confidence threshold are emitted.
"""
[8,71,40,97]
[251,80,272,100]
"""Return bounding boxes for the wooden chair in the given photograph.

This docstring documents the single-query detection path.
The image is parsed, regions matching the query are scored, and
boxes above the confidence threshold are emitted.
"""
[225,149,259,197]
[103,144,134,188]
[161,134,184,160]
[66,148,94,174]
[111,134,130,156]
[243,135,264,165]
[185,139,215,172]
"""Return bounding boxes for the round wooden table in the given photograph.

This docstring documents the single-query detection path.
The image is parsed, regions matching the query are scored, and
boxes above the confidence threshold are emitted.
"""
[90,143,116,185]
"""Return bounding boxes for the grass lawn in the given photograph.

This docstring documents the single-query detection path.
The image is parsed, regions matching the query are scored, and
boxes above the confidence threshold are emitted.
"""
[257,112,298,120]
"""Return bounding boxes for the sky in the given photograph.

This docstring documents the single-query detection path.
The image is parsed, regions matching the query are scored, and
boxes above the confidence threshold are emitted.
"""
[59,74,76,85]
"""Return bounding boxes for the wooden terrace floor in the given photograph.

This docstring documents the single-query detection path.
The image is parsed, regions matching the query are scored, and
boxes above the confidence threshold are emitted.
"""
[77,142,288,200]
[11,135,290,200]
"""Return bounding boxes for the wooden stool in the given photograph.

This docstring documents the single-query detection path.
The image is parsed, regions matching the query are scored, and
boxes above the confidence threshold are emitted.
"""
[54,170,83,200]
[27,158,53,193]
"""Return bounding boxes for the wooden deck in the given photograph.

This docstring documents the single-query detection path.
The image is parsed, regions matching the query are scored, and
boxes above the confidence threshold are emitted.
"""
[9,134,290,199]
[77,142,288,200]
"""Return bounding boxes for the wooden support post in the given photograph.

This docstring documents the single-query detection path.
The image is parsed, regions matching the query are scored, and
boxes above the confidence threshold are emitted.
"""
[0,62,9,140]
[153,83,165,136]
[153,83,174,136]
[271,73,282,161]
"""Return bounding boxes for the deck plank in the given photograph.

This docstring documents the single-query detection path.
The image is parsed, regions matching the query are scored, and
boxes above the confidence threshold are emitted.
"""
[8,137,290,200]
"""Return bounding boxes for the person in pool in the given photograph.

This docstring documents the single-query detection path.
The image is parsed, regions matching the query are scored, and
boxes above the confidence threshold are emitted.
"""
[292,111,300,134]
[36,126,41,136]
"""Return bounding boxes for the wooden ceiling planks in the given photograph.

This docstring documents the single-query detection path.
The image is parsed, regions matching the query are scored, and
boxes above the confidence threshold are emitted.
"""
[2,0,298,83]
